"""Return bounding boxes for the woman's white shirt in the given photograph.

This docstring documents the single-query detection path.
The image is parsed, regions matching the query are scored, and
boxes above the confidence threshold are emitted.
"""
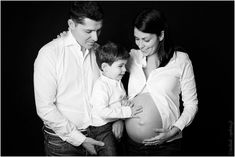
[128,50,198,131]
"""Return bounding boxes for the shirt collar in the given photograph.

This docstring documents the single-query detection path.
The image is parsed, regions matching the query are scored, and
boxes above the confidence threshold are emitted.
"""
[64,30,100,55]
[138,51,177,67]
[100,73,121,87]
[133,50,146,67]
[140,52,147,68]
[64,30,83,51]
[169,51,177,64]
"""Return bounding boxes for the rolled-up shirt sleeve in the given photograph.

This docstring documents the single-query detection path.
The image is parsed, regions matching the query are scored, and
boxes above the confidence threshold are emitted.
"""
[173,54,198,131]
[34,47,85,146]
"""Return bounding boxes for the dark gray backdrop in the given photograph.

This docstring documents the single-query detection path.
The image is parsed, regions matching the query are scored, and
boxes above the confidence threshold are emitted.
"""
[2,1,234,155]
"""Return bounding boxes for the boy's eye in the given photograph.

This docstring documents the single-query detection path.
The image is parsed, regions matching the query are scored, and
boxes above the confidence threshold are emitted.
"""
[119,64,125,68]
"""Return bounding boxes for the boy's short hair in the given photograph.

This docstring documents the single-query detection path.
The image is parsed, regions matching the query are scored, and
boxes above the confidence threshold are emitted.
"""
[69,1,104,24]
[96,41,130,70]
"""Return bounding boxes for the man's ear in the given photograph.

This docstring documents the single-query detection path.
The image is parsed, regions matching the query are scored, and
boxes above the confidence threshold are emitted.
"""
[68,19,75,30]
[159,31,164,41]
[101,63,109,72]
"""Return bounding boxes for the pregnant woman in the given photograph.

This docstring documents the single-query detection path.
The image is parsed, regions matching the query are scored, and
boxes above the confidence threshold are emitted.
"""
[125,9,198,155]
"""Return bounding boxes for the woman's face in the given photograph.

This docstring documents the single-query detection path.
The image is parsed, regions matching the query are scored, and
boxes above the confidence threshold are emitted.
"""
[134,27,160,57]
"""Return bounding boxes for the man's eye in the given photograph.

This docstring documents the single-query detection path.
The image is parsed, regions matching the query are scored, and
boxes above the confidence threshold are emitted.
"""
[85,30,92,33]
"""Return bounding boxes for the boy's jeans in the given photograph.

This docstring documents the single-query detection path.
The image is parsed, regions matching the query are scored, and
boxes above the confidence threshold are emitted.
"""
[88,122,117,156]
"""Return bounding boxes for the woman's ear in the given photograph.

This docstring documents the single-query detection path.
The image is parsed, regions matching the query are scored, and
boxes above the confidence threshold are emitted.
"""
[101,63,109,72]
[159,31,165,41]
[68,19,75,30]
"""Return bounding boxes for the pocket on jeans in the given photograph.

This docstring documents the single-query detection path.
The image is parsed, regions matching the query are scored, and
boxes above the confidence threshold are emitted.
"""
[45,133,67,151]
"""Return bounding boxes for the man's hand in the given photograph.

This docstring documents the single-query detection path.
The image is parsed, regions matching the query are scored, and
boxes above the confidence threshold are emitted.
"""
[82,137,104,155]
[112,120,124,140]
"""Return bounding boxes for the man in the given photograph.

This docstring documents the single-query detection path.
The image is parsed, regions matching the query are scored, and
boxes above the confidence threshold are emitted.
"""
[34,1,123,155]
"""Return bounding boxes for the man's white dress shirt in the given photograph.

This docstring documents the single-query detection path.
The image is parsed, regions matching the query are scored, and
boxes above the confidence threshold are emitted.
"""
[34,30,100,146]
[90,74,132,127]
[128,50,198,133]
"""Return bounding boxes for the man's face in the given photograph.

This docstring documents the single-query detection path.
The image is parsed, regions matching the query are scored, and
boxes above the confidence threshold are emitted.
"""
[69,18,103,50]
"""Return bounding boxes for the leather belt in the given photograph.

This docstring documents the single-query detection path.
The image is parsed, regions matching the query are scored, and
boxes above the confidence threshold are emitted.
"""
[43,126,88,136]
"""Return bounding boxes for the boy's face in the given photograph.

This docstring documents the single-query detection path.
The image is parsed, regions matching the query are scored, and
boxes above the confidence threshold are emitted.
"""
[103,59,127,81]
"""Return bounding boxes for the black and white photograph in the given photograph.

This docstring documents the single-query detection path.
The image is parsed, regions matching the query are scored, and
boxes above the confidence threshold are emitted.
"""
[1,1,234,156]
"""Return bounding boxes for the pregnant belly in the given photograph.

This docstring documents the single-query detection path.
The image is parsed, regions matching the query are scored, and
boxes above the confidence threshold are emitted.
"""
[125,93,162,143]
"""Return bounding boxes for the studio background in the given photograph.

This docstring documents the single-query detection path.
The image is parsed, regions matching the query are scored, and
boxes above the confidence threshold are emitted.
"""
[2,1,234,156]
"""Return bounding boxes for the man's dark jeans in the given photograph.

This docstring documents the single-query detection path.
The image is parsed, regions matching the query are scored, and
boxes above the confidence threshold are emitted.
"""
[42,126,90,156]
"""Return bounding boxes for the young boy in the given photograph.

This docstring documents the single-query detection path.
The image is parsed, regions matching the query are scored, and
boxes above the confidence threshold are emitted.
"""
[88,41,143,156]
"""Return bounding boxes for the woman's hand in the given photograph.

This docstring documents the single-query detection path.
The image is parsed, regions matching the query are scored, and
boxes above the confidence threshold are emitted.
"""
[142,126,181,146]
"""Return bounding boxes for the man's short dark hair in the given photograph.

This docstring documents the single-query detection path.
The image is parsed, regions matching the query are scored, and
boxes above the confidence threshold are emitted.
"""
[69,1,104,24]
[96,41,130,70]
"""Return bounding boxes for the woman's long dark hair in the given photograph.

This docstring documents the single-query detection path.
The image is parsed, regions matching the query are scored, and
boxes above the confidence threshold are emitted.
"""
[134,9,176,67]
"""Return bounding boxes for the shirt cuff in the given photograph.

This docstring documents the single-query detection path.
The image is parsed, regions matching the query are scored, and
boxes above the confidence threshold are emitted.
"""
[66,130,86,146]
[172,122,184,131]
[121,106,132,118]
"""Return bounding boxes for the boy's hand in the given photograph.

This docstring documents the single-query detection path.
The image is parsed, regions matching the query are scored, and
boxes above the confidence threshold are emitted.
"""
[131,104,143,117]
[122,100,134,107]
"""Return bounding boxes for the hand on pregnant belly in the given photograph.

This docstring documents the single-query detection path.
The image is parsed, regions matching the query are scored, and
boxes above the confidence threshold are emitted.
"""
[130,103,143,117]
[143,126,181,146]
[125,93,163,143]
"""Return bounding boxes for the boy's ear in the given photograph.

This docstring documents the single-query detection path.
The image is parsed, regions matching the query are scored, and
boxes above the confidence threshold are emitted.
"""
[68,19,75,30]
[101,63,109,72]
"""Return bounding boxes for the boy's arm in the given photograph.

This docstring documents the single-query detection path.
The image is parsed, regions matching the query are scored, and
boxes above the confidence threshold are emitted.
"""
[91,82,132,120]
